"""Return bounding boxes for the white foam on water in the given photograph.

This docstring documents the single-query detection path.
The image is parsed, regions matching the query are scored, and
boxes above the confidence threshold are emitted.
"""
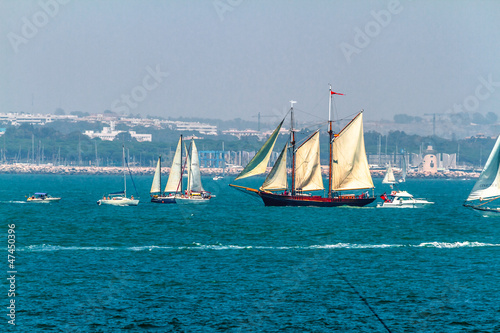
[128,245,174,251]
[311,243,404,249]
[20,244,116,252]
[415,241,500,248]
[19,241,500,252]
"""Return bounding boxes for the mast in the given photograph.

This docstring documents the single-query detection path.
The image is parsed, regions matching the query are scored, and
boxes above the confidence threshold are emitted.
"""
[222,141,225,176]
[180,135,183,193]
[290,100,297,195]
[122,145,126,197]
[328,85,333,198]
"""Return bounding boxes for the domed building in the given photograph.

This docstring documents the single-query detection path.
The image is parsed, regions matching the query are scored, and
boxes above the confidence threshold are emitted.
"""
[419,146,438,173]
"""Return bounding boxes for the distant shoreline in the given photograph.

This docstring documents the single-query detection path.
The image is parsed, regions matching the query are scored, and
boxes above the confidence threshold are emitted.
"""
[0,164,479,179]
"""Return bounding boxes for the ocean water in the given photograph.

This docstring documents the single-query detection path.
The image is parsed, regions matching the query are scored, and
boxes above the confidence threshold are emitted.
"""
[1,174,499,332]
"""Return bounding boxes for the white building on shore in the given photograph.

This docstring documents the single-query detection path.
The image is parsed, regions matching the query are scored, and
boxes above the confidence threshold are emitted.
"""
[84,122,152,142]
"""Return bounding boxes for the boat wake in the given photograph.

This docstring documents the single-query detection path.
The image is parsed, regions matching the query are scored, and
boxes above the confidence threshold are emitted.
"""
[20,241,500,252]
[415,241,499,248]
[1,200,27,204]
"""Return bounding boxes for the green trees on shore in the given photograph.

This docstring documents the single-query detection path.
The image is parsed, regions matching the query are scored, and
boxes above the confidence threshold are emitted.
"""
[0,123,493,168]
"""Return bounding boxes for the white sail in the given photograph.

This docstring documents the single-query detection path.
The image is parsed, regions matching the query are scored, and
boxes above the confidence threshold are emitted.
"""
[401,154,407,182]
[235,119,284,180]
[331,112,374,191]
[261,144,288,191]
[188,140,204,192]
[295,131,324,191]
[186,145,191,192]
[150,157,162,193]
[165,137,182,193]
[466,135,500,201]
[382,164,396,184]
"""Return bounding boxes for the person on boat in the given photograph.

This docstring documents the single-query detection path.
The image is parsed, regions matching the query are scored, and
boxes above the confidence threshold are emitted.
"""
[131,195,134,200]
[380,192,389,203]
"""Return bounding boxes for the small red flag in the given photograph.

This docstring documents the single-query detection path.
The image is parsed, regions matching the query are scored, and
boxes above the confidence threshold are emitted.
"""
[331,91,344,95]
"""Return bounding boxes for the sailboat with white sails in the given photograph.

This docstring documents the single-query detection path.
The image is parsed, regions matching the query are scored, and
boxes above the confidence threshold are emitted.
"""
[229,86,376,207]
[176,139,212,204]
[463,134,500,213]
[150,136,184,204]
[97,145,139,206]
[382,163,397,185]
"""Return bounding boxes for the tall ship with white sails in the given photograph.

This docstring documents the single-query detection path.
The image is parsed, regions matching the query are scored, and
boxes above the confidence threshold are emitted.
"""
[230,86,375,207]
[463,134,500,213]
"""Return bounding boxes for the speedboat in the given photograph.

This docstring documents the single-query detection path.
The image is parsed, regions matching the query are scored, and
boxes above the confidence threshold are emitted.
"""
[377,190,433,208]
[27,193,61,202]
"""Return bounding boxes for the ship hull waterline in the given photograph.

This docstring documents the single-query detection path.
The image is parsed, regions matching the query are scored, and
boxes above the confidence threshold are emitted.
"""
[230,185,375,207]
[97,198,139,206]
[463,203,500,214]
[151,196,177,204]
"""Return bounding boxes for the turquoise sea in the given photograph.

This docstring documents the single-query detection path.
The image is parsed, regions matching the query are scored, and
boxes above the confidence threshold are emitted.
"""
[1,174,499,332]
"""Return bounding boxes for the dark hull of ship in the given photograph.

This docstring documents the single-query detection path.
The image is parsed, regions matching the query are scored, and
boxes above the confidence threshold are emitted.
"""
[463,203,500,213]
[151,196,176,204]
[258,191,375,207]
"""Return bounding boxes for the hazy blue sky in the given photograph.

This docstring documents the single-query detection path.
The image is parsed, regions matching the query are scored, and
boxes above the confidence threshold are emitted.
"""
[1,0,499,123]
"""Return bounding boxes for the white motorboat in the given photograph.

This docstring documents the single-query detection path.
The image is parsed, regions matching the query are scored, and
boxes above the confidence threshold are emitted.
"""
[27,192,61,202]
[377,190,433,208]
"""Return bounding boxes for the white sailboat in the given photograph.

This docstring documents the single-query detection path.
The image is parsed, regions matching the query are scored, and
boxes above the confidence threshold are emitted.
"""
[382,163,396,184]
[399,153,407,183]
[97,145,139,206]
[176,139,212,204]
[150,136,184,204]
[464,135,500,213]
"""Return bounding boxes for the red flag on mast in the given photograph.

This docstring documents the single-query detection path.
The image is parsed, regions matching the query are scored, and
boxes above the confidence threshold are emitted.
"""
[331,91,344,95]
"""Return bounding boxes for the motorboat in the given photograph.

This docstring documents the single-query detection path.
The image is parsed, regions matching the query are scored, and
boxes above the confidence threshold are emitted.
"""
[377,190,433,208]
[27,192,61,202]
